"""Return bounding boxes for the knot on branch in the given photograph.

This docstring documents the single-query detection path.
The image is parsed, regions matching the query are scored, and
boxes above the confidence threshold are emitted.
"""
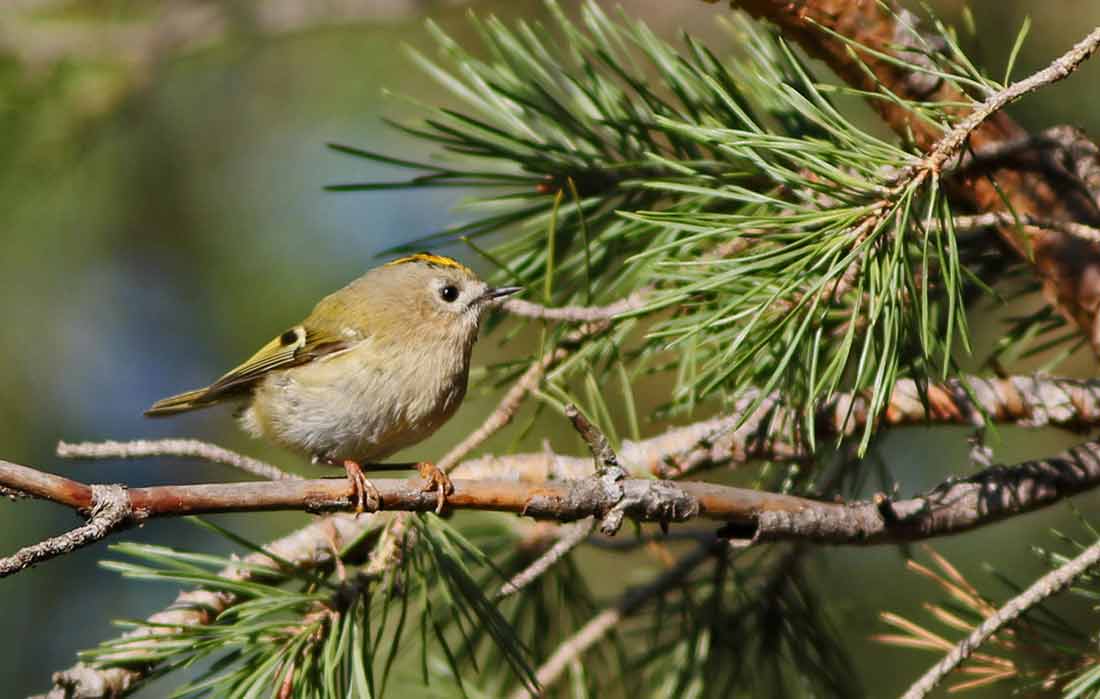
[596,463,628,535]
[609,479,699,535]
[44,664,137,699]
[87,484,135,525]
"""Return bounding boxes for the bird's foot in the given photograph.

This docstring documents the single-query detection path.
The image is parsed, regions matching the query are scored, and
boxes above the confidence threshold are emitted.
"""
[343,460,380,515]
[417,461,454,514]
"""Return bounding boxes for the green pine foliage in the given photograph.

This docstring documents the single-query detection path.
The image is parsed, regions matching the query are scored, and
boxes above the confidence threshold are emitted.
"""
[330,1,1040,450]
[67,3,1096,698]
[86,516,538,698]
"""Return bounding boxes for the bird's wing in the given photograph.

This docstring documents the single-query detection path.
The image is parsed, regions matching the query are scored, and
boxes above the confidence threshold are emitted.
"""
[145,324,350,416]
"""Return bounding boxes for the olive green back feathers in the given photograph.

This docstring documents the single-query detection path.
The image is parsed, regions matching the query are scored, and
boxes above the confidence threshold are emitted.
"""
[144,325,348,415]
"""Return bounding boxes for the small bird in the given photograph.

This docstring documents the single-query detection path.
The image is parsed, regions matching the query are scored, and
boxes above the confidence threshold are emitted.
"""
[146,252,521,512]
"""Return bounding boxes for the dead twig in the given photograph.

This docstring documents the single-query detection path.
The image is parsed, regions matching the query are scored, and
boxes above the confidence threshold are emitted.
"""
[501,288,651,322]
[57,438,299,481]
[508,538,722,699]
[900,537,1100,699]
[0,484,130,577]
[438,324,606,472]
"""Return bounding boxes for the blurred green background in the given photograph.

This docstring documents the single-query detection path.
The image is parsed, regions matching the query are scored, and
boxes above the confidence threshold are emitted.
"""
[2,1,1099,696]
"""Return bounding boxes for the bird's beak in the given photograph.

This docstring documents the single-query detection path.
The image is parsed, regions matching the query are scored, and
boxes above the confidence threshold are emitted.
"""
[482,286,523,303]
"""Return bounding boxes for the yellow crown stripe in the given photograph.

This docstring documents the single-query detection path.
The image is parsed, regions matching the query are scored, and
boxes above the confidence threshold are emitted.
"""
[387,252,471,273]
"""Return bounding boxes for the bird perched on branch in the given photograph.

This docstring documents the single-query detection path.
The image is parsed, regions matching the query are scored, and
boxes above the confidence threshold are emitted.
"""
[146,252,521,512]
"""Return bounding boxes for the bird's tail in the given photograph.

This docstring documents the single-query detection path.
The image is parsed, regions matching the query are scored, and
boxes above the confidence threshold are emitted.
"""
[145,387,214,417]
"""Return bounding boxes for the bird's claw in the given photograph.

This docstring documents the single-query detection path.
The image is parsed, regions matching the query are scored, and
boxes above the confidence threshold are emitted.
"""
[417,461,454,514]
[343,460,380,516]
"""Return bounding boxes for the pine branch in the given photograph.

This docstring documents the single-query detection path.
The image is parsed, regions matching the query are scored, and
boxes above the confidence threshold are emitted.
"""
[10,434,1100,572]
[33,514,371,699]
[901,538,1100,699]
[459,375,1100,481]
[0,484,129,578]
[732,0,1100,349]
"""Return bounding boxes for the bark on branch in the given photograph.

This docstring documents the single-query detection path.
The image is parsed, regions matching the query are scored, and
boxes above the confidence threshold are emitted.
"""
[457,375,1100,481]
[8,434,1100,578]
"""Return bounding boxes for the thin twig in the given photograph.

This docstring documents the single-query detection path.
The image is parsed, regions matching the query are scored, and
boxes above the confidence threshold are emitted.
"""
[496,405,624,598]
[900,537,1100,699]
[508,539,722,699]
[497,518,596,599]
[923,27,1100,175]
[566,404,621,471]
[0,484,131,577]
[58,438,299,481]
[501,288,651,322]
[438,324,606,472]
[949,212,1100,245]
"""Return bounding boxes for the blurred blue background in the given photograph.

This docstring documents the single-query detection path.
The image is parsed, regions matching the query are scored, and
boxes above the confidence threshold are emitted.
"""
[2,1,1099,696]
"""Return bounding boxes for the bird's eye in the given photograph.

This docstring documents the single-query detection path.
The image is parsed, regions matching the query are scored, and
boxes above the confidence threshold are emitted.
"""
[439,285,460,303]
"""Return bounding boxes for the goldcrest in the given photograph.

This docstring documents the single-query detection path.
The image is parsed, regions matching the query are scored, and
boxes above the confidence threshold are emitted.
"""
[146,253,521,510]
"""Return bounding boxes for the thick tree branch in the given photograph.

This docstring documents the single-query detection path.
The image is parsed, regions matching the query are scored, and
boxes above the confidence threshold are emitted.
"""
[7,435,1100,571]
[901,537,1100,699]
[730,1,1100,349]
[23,372,1100,692]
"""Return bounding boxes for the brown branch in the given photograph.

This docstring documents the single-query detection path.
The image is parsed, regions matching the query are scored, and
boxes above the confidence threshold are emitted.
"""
[750,438,1100,544]
[732,1,1100,349]
[23,372,1100,692]
[6,434,1100,561]
[901,537,1100,699]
